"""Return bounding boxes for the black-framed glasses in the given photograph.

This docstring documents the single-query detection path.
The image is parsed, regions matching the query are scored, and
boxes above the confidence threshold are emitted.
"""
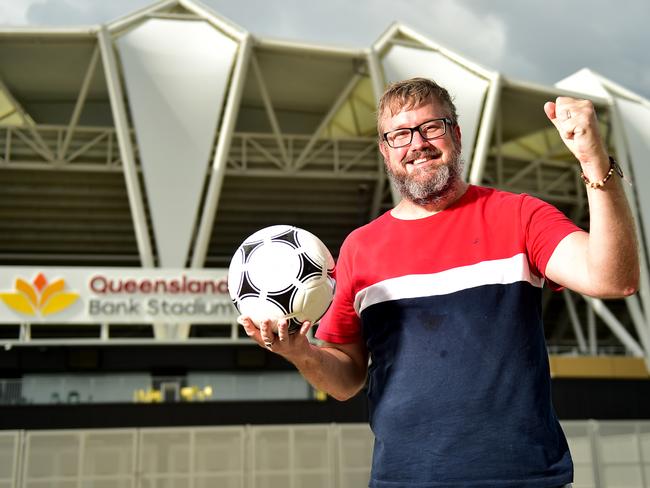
[383,117,453,148]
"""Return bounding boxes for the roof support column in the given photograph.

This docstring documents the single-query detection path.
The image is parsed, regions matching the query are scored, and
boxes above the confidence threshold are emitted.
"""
[59,46,99,161]
[586,303,597,355]
[366,48,393,214]
[366,49,384,103]
[250,54,289,166]
[626,294,650,363]
[586,297,644,357]
[469,73,501,184]
[98,26,154,267]
[191,34,252,268]
[562,290,588,353]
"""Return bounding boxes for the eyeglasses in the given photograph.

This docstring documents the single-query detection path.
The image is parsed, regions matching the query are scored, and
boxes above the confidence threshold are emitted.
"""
[383,117,453,149]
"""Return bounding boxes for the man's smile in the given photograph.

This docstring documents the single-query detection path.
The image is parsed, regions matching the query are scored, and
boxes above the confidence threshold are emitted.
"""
[403,152,443,171]
[410,156,438,166]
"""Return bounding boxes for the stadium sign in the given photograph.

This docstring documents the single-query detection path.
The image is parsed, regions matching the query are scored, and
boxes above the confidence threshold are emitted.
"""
[0,267,238,323]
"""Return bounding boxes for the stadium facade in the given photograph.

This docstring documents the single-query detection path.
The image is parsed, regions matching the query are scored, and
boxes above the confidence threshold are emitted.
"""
[0,0,649,485]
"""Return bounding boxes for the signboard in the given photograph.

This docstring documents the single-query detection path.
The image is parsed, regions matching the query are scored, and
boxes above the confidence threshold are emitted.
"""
[0,267,238,324]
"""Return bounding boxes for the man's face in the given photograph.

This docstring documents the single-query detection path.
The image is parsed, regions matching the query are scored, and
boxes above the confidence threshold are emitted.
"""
[379,102,463,205]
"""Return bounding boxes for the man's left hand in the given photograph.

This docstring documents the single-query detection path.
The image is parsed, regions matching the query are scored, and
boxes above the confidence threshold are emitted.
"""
[544,97,609,177]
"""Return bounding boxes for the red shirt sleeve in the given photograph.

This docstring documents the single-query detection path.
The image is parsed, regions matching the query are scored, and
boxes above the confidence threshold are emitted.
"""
[520,194,583,290]
[315,236,363,344]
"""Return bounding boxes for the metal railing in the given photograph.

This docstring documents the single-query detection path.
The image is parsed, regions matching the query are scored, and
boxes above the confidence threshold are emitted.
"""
[0,124,126,170]
[227,132,380,178]
[0,371,313,405]
[0,124,382,179]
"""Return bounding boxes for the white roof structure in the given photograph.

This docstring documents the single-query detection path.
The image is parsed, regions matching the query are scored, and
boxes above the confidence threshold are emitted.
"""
[0,0,648,361]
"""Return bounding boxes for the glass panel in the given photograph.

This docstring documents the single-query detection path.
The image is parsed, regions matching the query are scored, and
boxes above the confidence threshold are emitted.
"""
[194,429,243,473]
[83,432,134,476]
[293,473,330,488]
[26,434,80,478]
[339,471,370,488]
[294,428,329,470]
[140,431,190,474]
[597,424,640,463]
[194,475,242,488]
[338,426,373,469]
[81,480,132,488]
[253,430,289,471]
[0,434,17,480]
[253,474,290,488]
[601,465,642,487]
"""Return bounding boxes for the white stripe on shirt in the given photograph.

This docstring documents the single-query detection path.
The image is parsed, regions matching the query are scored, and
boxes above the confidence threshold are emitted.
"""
[354,253,544,316]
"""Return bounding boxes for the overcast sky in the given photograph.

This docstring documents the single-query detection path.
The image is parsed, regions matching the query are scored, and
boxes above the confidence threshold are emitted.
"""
[1,0,649,99]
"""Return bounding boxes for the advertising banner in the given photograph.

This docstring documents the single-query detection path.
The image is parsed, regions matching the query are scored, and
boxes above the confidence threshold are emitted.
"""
[0,267,238,324]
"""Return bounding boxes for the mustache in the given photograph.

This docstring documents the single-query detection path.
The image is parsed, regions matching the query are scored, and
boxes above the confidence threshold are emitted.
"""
[401,148,442,164]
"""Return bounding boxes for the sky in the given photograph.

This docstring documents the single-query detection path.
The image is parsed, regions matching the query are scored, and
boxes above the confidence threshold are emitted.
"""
[1,0,649,99]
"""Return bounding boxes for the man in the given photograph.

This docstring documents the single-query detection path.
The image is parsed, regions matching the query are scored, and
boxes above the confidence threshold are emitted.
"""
[239,78,639,487]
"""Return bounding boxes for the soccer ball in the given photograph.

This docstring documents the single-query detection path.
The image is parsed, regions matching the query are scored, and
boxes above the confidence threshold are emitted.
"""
[228,225,335,334]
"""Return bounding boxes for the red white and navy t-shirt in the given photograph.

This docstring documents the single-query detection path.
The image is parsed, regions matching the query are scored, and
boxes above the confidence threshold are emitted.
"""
[316,185,581,487]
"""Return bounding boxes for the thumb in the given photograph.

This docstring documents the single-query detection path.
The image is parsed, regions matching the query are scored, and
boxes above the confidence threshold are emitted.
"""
[543,101,558,126]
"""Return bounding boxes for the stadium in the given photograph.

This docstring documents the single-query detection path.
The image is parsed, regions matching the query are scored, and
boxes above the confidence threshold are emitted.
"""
[0,0,649,485]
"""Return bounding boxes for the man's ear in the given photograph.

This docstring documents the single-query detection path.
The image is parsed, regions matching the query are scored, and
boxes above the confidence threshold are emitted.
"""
[453,123,462,146]
[378,140,389,160]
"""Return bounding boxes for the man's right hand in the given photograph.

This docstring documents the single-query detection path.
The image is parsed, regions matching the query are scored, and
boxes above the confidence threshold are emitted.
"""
[237,316,313,359]
[238,316,369,402]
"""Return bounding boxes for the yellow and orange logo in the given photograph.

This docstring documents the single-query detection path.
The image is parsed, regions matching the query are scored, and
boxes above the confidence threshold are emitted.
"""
[0,273,79,316]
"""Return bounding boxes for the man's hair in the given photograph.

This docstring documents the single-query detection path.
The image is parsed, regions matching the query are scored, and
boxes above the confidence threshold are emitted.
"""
[376,77,458,137]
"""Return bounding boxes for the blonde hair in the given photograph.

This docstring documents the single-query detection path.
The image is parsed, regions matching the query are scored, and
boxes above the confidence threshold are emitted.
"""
[377,77,458,137]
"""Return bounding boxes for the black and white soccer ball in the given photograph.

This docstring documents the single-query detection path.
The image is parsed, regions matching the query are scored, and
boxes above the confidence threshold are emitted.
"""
[228,225,335,334]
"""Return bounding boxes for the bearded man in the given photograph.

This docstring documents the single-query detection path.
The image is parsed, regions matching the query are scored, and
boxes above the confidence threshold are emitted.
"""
[239,77,639,487]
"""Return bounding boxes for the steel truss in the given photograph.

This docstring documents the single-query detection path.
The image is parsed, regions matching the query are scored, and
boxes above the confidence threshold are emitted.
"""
[0,125,381,180]
[0,124,125,171]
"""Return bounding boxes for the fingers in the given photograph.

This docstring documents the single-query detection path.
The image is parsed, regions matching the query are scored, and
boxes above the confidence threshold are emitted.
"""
[237,315,273,348]
[259,319,277,349]
[544,100,579,138]
[237,315,311,355]
[238,316,260,339]
[545,97,607,159]
[277,318,289,343]
[299,320,313,336]
[547,97,595,132]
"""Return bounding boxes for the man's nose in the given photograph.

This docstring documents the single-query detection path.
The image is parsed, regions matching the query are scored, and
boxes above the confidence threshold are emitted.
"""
[410,130,430,150]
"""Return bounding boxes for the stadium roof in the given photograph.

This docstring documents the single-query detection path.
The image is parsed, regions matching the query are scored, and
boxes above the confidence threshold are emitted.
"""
[0,0,648,353]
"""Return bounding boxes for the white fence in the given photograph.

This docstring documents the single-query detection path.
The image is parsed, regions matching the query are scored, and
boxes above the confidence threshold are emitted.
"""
[0,421,648,487]
[564,421,650,488]
[3,424,372,488]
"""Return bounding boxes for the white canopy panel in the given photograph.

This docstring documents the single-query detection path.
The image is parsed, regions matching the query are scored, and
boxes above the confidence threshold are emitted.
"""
[555,68,611,100]
[117,18,238,267]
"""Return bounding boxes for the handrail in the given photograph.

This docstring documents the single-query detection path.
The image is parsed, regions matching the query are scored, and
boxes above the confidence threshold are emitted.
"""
[0,124,380,177]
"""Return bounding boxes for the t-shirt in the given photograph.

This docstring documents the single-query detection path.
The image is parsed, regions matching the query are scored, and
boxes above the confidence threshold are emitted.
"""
[316,185,582,487]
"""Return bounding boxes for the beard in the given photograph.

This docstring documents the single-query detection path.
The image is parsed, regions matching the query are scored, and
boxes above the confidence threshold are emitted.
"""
[385,145,464,206]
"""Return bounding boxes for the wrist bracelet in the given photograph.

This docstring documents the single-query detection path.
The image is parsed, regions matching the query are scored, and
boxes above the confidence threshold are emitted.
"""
[580,156,624,189]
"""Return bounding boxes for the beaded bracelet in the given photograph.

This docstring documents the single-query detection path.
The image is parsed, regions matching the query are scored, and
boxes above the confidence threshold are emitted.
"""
[580,156,624,189]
